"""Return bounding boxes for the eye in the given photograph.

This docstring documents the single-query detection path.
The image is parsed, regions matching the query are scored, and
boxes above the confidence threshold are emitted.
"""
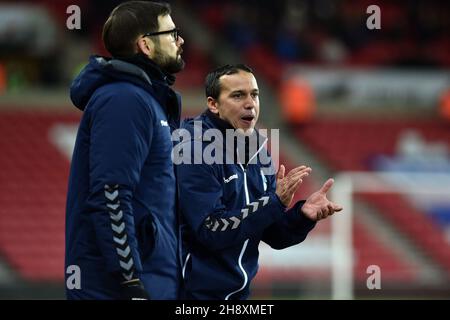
[251,92,259,98]
[232,93,243,99]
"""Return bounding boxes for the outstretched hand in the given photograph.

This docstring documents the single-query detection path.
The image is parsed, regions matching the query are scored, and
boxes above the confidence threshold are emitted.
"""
[276,164,312,207]
[301,178,343,221]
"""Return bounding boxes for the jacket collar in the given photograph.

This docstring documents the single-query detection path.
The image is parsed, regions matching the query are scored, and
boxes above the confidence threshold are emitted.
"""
[115,54,180,125]
[203,109,268,166]
[205,109,234,134]
[117,53,176,86]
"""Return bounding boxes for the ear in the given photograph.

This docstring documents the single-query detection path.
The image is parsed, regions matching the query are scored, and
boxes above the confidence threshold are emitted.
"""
[207,97,219,114]
[136,36,154,58]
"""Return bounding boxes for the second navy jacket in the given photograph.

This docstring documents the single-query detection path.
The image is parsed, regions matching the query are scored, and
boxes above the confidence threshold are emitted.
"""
[177,111,316,300]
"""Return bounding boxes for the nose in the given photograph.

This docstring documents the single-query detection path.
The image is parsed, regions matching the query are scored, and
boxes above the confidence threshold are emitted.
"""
[244,95,256,109]
[177,35,184,46]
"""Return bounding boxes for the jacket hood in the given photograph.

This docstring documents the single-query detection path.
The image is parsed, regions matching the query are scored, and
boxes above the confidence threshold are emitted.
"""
[70,55,154,111]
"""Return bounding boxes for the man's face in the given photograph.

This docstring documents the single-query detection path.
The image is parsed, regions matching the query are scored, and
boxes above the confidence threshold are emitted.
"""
[151,14,185,73]
[209,70,260,135]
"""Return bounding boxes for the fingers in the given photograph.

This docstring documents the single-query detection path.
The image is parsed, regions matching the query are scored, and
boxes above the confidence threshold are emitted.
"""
[289,174,305,194]
[277,164,285,182]
[282,167,312,205]
[319,203,343,221]
[276,165,313,207]
[327,201,343,212]
[327,204,335,216]
[317,208,325,220]
[289,169,310,185]
[316,206,333,221]
[280,166,311,191]
[277,169,310,207]
[285,170,309,192]
[319,178,334,194]
[286,165,311,179]
[284,167,311,187]
[282,176,303,203]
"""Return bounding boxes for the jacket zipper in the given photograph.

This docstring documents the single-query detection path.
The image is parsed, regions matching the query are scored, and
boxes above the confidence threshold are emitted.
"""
[242,166,250,205]
[182,253,191,279]
[224,239,249,300]
[225,137,267,300]
[224,164,250,300]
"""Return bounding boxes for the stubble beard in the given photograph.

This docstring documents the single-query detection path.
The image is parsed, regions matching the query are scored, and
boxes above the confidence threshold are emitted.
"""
[153,45,185,74]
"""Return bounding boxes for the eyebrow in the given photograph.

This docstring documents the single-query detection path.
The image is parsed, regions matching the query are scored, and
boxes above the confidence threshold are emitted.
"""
[229,89,259,95]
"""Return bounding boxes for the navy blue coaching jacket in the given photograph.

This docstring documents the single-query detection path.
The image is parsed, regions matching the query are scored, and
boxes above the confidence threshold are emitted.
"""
[177,110,316,300]
[66,55,181,299]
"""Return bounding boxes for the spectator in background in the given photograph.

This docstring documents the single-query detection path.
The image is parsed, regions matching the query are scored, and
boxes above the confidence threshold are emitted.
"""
[176,64,342,299]
[65,1,184,300]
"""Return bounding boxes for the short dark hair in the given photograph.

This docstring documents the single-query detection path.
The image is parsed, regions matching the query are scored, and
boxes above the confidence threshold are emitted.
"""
[102,1,171,58]
[205,64,253,99]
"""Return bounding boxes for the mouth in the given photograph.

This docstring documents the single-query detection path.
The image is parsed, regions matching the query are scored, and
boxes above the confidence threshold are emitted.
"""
[240,115,255,126]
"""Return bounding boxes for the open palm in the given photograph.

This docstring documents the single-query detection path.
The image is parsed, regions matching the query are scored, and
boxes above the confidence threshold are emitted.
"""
[301,179,343,221]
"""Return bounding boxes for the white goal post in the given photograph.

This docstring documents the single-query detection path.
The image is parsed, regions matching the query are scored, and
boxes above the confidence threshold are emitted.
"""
[330,171,450,300]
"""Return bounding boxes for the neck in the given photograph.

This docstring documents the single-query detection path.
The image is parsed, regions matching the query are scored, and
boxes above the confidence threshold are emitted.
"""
[205,110,261,165]
[118,53,176,86]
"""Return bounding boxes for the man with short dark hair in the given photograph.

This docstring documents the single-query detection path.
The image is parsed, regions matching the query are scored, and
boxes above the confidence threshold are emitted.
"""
[177,64,342,300]
[66,1,184,299]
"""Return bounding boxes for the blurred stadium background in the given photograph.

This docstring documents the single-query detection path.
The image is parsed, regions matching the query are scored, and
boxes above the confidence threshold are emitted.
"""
[0,0,449,299]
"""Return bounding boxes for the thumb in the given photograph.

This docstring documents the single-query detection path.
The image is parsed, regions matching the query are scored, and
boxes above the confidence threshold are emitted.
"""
[319,178,334,194]
[277,164,285,181]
